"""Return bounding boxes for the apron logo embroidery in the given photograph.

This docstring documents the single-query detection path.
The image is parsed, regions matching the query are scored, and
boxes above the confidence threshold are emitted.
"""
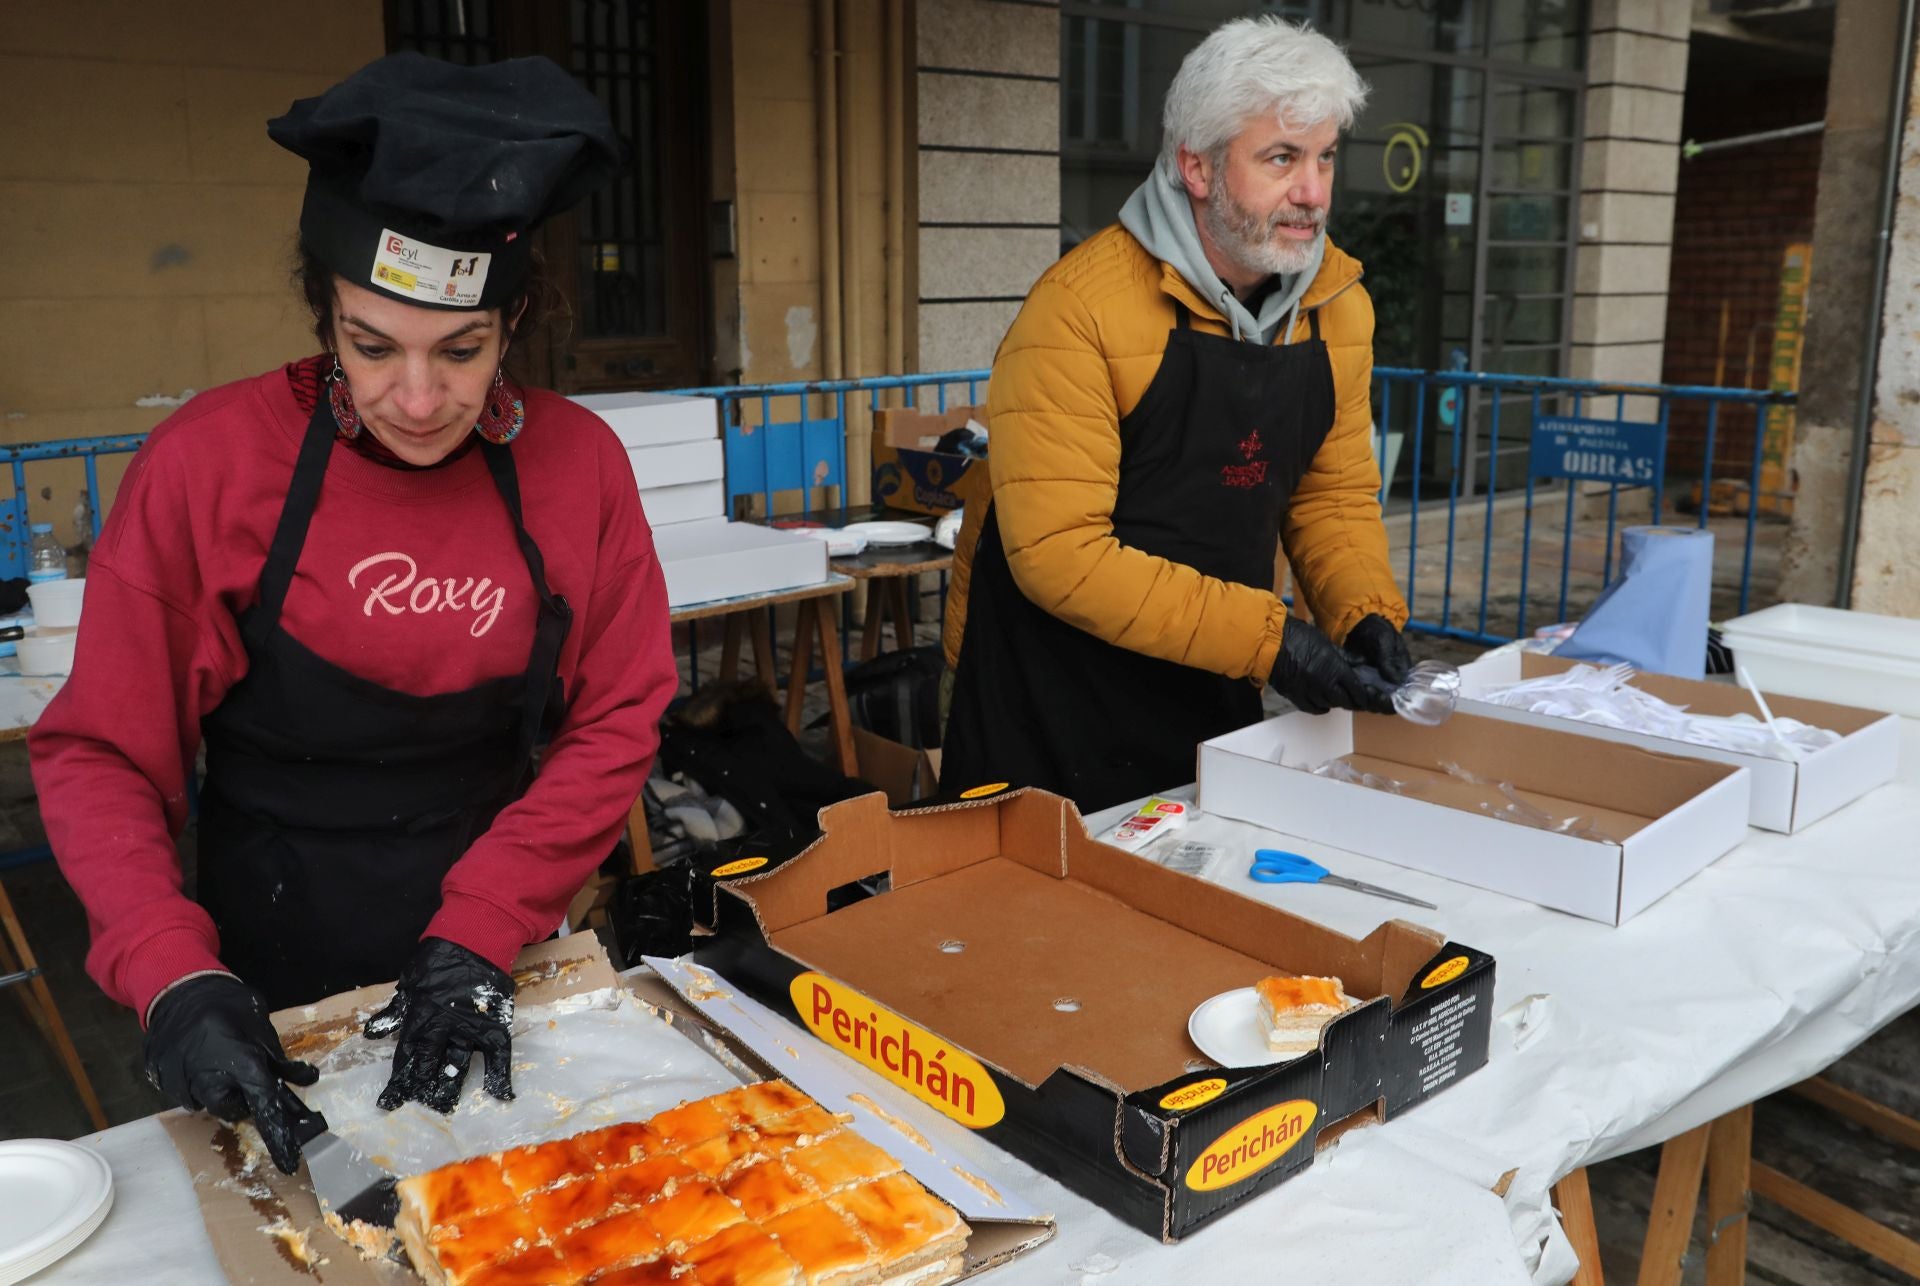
[348,551,508,637]
[1221,428,1269,489]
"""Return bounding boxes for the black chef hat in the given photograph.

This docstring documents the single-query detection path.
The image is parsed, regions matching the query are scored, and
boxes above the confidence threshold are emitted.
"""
[268,52,624,312]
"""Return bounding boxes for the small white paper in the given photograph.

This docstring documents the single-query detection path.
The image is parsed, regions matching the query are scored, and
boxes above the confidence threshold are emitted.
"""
[1444,193,1473,226]
[371,228,491,307]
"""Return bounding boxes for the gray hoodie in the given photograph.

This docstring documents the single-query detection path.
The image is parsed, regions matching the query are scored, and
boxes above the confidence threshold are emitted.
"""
[1117,158,1324,346]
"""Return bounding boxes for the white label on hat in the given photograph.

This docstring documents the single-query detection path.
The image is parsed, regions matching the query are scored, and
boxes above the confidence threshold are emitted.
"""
[370,229,491,307]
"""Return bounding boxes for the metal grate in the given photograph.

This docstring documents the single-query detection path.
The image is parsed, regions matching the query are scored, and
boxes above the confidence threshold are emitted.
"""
[390,0,500,64]
[570,0,666,339]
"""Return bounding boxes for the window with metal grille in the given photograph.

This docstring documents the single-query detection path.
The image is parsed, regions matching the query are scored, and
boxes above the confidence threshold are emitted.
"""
[385,0,709,390]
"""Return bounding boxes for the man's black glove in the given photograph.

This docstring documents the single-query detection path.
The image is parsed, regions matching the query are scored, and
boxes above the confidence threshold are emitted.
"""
[1343,613,1413,686]
[364,937,516,1114]
[1270,617,1397,716]
[144,974,325,1175]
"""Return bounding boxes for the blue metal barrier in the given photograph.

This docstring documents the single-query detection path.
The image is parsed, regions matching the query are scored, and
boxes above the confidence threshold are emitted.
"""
[3,367,1791,655]
[668,371,992,515]
[0,436,140,579]
[1371,367,1793,647]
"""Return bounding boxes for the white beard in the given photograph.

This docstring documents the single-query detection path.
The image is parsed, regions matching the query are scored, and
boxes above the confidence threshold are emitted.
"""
[1203,177,1325,278]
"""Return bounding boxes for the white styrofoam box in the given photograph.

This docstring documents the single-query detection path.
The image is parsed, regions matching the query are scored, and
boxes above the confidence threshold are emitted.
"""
[654,519,829,609]
[1722,603,1920,718]
[570,390,719,449]
[628,439,724,490]
[1198,709,1751,925]
[640,479,726,528]
[1457,650,1900,833]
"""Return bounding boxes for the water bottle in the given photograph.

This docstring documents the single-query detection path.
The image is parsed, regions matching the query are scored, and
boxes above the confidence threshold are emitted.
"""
[28,523,66,583]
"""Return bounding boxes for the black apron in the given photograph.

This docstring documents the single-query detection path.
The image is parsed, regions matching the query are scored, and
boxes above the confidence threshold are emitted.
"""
[195,398,572,1010]
[944,300,1336,813]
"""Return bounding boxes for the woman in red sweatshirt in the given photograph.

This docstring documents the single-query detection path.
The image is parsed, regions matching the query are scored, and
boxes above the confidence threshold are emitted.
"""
[27,53,676,1173]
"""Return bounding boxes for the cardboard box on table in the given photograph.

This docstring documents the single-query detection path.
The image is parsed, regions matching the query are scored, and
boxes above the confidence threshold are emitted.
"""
[872,405,985,515]
[689,787,1495,1241]
[1198,710,1753,926]
[1457,650,1901,834]
[653,518,828,608]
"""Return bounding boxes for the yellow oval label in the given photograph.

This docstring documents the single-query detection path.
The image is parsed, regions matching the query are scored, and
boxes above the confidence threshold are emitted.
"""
[959,782,1009,800]
[711,856,770,877]
[1184,1099,1318,1192]
[1420,955,1470,989]
[789,972,1005,1128]
[1158,1078,1228,1113]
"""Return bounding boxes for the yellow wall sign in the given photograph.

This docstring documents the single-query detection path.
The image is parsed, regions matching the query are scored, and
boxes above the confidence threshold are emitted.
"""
[1158,1078,1227,1113]
[959,783,1009,799]
[1185,1099,1318,1192]
[710,856,769,877]
[1420,955,1471,990]
[789,972,1005,1127]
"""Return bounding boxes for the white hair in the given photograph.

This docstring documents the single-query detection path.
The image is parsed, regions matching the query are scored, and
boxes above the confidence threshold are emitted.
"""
[1159,17,1369,172]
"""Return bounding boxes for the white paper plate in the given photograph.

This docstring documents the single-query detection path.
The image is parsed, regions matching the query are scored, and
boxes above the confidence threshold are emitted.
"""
[839,520,932,547]
[0,1139,114,1285]
[793,527,869,557]
[1187,987,1303,1069]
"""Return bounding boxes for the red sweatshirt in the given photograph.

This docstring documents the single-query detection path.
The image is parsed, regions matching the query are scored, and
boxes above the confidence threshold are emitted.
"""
[28,363,677,1019]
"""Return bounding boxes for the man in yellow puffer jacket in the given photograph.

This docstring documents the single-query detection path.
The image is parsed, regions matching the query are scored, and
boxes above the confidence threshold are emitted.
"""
[942,17,1412,811]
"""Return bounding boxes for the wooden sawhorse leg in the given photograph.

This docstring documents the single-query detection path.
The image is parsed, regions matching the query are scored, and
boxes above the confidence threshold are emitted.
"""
[1552,1167,1607,1285]
[783,598,858,776]
[0,877,108,1131]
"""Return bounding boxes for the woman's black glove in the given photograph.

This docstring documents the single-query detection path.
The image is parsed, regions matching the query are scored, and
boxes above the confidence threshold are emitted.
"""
[364,937,516,1114]
[1270,617,1397,716]
[1343,613,1413,686]
[144,974,325,1175]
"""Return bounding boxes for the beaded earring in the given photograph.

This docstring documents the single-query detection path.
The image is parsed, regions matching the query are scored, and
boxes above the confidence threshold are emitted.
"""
[326,354,362,438]
[475,367,526,444]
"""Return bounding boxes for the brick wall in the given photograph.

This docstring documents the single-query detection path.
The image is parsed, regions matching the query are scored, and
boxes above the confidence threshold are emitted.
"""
[1659,74,1826,483]
[0,2,384,532]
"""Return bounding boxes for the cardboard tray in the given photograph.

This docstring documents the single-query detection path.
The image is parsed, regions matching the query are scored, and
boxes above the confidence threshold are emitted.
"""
[1198,710,1752,925]
[872,405,985,515]
[689,787,1495,1241]
[627,439,724,490]
[1458,650,1901,833]
[570,390,719,449]
[639,478,726,528]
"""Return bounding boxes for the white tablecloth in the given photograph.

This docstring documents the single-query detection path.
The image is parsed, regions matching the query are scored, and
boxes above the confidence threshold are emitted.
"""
[48,719,1920,1286]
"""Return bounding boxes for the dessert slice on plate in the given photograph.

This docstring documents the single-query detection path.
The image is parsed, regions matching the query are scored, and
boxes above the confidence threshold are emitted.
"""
[1255,975,1360,1057]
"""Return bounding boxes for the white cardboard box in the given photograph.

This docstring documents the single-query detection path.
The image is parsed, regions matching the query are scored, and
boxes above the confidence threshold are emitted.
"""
[640,479,726,528]
[653,518,828,609]
[628,439,724,490]
[1197,709,1751,925]
[1721,603,1920,718]
[1457,650,1901,834]
[570,390,718,449]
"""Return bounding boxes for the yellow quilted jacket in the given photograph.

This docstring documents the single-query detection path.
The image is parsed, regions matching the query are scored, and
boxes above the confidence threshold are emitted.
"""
[942,225,1408,686]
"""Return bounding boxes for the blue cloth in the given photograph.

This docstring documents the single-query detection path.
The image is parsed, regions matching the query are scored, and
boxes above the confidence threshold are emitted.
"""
[1558,526,1714,679]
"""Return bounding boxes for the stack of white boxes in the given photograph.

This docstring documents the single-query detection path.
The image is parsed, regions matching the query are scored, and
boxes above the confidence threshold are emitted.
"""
[569,391,828,609]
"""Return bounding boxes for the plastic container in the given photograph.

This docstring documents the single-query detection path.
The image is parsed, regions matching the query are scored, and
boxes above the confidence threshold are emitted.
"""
[1721,603,1920,717]
[15,628,76,676]
[26,578,84,629]
[27,523,66,583]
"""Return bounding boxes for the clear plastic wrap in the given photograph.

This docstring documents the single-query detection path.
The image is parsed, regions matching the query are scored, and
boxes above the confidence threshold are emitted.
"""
[297,984,741,1181]
[1392,660,1461,726]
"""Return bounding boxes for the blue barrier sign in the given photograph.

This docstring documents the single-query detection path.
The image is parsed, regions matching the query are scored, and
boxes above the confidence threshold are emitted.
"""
[1530,415,1664,484]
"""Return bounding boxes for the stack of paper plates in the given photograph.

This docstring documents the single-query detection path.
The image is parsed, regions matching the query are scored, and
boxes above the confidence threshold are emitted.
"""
[0,1139,113,1284]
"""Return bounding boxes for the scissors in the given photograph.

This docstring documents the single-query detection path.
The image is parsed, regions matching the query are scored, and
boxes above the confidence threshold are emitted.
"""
[1249,849,1438,910]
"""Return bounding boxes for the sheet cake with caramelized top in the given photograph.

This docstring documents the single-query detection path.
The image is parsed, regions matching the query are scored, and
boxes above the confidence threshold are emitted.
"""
[393,1081,970,1286]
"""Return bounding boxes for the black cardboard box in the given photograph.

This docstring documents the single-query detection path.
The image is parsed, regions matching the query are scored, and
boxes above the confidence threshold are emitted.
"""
[690,787,1494,1241]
